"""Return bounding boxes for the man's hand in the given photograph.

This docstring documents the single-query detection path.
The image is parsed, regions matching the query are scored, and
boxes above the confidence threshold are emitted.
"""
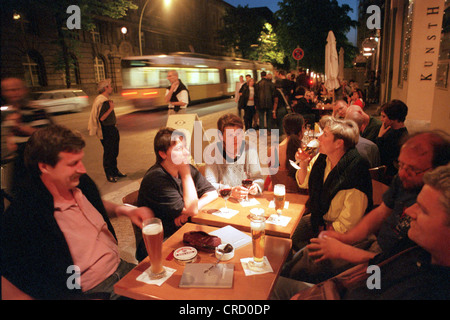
[117,205,154,229]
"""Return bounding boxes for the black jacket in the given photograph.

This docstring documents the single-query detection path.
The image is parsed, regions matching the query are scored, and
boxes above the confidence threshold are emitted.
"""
[1,174,116,299]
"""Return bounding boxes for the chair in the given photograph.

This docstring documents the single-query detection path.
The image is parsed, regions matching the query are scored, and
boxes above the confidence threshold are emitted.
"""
[372,179,389,207]
[369,165,387,183]
[122,190,142,248]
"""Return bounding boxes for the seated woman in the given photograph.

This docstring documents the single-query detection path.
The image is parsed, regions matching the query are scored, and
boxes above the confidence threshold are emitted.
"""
[269,113,305,193]
[376,100,409,184]
[292,116,373,251]
[204,113,264,200]
[349,88,365,108]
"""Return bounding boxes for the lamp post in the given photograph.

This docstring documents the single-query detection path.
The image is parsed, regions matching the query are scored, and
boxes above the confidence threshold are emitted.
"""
[138,0,172,56]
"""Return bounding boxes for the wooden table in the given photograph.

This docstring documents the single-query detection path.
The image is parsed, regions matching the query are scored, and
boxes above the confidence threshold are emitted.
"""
[114,223,292,300]
[191,191,308,239]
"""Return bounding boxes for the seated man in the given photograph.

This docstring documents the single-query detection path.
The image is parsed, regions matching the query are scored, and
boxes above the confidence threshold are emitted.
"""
[347,104,382,143]
[204,113,264,200]
[136,127,217,261]
[331,100,348,120]
[345,108,380,168]
[273,164,450,300]
[280,130,450,284]
[1,125,153,300]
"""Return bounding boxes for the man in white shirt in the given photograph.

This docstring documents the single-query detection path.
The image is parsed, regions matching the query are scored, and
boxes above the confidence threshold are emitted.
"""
[165,70,189,111]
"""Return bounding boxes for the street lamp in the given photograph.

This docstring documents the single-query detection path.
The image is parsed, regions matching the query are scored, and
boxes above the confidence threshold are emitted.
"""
[138,0,172,56]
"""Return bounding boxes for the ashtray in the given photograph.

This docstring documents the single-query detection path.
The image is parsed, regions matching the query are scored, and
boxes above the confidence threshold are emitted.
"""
[215,243,234,261]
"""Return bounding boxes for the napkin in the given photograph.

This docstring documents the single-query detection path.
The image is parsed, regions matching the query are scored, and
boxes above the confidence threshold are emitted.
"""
[240,257,273,276]
[212,208,239,219]
[239,198,260,207]
[266,214,291,227]
[136,266,176,286]
[268,200,289,209]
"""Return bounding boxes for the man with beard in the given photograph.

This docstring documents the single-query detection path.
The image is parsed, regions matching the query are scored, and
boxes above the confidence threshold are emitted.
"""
[1,125,153,299]
[279,130,450,284]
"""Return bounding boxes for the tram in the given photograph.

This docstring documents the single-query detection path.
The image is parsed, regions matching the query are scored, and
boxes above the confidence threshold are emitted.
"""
[120,52,273,109]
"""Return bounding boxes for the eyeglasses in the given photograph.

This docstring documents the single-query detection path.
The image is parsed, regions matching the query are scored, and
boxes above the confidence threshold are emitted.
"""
[395,161,432,176]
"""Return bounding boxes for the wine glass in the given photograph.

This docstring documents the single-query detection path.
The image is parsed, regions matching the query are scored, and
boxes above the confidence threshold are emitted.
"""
[241,170,253,202]
[218,181,232,213]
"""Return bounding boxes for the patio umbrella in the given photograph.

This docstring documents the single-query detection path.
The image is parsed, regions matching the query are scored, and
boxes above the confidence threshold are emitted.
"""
[324,30,340,94]
[338,47,345,81]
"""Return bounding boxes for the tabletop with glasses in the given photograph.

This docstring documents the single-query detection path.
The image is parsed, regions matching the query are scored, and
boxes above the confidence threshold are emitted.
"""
[113,223,292,300]
[191,190,308,239]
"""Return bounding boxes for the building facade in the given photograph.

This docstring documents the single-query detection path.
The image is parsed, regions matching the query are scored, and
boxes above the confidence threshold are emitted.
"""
[1,0,233,96]
[378,0,449,133]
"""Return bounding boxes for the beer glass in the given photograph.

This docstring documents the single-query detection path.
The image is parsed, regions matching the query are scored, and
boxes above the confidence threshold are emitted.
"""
[248,215,266,271]
[274,184,286,221]
[142,218,166,279]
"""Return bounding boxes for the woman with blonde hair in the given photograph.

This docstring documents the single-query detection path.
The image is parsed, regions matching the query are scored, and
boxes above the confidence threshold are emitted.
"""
[292,116,373,250]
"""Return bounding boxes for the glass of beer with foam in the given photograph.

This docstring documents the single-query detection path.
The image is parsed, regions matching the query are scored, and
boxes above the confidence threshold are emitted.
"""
[274,184,286,222]
[142,218,166,279]
[248,214,266,271]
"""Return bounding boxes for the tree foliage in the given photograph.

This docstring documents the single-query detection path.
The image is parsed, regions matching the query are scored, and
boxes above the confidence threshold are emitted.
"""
[217,5,266,59]
[275,0,357,72]
[249,23,285,67]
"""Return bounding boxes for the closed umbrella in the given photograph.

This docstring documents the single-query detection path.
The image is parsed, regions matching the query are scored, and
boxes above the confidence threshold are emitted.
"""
[324,30,340,97]
[338,47,345,81]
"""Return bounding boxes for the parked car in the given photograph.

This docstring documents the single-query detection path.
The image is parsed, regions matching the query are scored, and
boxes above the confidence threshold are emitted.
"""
[30,89,89,113]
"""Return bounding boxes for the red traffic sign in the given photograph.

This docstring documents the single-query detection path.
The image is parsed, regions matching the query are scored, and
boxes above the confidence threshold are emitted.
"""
[292,47,304,60]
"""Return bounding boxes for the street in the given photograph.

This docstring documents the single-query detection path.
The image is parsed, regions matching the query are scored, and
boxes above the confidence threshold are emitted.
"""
[52,97,239,204]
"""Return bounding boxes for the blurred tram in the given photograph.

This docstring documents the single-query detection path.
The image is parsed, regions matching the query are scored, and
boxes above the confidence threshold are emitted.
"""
[120,52,273,109]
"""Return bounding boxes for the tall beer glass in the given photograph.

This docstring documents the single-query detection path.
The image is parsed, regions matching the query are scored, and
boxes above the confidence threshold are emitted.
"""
[142,218,166,279]
[274,184,286,221]
[248,215,266,270]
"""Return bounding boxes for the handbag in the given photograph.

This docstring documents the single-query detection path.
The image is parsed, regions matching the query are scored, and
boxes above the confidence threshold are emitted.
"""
[183,231,221,253]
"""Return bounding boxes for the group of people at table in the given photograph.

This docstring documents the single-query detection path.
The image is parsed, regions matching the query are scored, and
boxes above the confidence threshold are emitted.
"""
[2,94,449,300]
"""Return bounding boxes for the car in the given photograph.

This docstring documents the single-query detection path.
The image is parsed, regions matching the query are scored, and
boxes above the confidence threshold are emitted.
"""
[29,89,89,113]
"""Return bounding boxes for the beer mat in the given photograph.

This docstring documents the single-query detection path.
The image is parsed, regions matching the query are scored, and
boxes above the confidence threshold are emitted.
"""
[266,214,291,227]
[211,208,239,219]
[179,263,234,288]
[240,257,273,276]
[209,225,252,249]
[239,198,260,207]
[268,200,289,209]
[136,266,177,286]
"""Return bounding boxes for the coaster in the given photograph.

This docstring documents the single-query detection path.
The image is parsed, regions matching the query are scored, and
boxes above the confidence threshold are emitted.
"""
[136,266,176,286]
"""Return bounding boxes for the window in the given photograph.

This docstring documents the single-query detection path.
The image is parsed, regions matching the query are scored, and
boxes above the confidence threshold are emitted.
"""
[93,56,106,83]
[23,51,45,87]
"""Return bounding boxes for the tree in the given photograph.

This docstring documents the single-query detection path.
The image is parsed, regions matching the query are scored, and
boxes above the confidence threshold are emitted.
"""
[217,5,266,59]
[249,23,285,67]
[276,0,357,73]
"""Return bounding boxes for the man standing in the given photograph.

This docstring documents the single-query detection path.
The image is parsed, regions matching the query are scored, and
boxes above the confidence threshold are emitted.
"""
[1,77,52,195]
[136,127,218,261]
[165,70,189,112]
[88,79,126,183]
[255,71,275,130]
[1,125,153,299]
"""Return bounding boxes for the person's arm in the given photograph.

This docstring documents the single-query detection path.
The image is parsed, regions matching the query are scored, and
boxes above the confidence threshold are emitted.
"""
[198,190,218,209]
[103,200,154,228]
[99,100,114,122]
[1,276,34,300]
[323,202,393,245]
[178,164,199,216]
[307,236,377,264]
